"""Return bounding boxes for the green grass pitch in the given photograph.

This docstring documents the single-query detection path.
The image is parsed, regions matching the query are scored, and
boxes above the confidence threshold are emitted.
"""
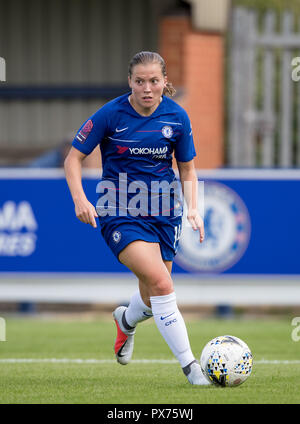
[0,315,299,404]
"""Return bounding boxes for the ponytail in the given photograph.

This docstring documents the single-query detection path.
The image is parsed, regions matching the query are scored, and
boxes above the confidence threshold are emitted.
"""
[164,81,176,97]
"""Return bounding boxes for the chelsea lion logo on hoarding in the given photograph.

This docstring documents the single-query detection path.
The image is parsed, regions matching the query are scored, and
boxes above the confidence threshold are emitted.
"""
[175,181,251,273]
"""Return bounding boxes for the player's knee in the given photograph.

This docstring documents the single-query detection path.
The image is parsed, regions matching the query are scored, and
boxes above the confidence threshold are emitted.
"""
[148,275,173,296]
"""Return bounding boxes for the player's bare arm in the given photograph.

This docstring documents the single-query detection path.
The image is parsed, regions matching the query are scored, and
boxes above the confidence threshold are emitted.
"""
[177,159,204,243]
[64,146,98,228]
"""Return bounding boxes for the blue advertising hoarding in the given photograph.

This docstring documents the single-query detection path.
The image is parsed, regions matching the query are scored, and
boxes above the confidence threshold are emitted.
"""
[0,168,299,275]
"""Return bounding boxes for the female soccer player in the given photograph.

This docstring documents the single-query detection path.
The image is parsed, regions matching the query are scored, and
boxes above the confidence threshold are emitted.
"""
[64,51,209,385]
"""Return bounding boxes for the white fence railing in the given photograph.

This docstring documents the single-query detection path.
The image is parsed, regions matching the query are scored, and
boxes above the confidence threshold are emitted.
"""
[229,7,300,167]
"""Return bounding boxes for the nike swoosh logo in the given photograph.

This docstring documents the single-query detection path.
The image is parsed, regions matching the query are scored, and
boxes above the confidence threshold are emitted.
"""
[160,312,175,321]
[115,127,128,133]
[143,312,153,317]
[117,339,127,357]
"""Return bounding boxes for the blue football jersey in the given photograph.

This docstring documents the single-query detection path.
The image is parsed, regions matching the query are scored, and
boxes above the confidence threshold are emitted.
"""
[72,93,196,220]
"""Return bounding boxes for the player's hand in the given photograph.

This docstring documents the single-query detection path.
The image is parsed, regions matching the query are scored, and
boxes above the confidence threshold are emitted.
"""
[187,209,205,243]
[74,198,98,228]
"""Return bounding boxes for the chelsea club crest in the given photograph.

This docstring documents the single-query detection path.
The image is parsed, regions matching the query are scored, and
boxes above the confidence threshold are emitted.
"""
[175,181,251,273]
[161,125,173,139]
[112,231,122,244]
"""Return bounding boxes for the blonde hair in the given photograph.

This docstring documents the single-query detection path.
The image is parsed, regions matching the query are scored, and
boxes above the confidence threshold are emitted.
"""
[128,51,176,97]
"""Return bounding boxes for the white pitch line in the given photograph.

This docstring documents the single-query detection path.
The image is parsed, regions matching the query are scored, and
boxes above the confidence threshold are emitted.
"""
[255,359,300,365]
[0,358,177,364]
[0,358,299,364]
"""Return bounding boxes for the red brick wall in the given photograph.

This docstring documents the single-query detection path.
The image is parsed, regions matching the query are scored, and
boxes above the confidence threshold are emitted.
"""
[159,16,224,169]
[183,33,224,169]
[159,16,191,87]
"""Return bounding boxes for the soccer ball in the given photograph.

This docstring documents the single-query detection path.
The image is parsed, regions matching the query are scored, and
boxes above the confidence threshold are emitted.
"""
[200,335,253,387]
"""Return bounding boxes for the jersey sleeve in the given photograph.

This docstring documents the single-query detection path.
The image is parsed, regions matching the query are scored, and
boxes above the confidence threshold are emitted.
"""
[174,110,196,162]
[72,105,110,155]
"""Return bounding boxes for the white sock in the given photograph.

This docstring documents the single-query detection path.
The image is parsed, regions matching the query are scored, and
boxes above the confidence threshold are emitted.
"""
[124,290,153,328]
[150,292,195,368]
